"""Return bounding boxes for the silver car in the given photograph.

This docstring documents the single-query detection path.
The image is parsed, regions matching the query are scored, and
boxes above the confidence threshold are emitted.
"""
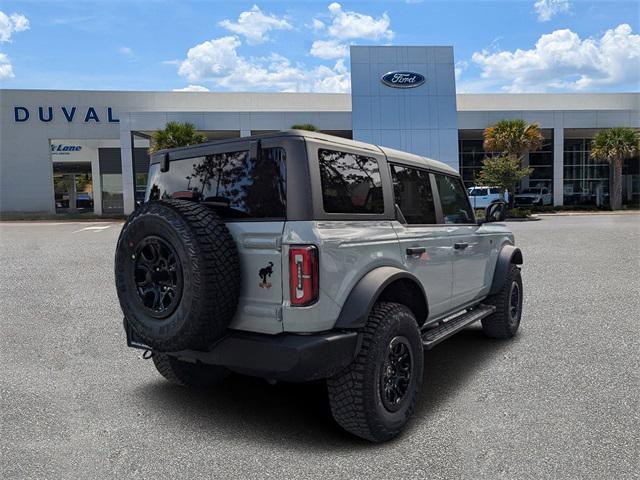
[115,130,524,442]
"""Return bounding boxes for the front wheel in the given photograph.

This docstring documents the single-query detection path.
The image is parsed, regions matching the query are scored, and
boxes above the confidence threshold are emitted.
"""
[482,264,523,338]
[327,302,424,442]
[152,353,229,388]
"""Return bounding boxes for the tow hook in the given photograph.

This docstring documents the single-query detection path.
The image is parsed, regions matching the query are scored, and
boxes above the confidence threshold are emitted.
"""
[142,349,154,360]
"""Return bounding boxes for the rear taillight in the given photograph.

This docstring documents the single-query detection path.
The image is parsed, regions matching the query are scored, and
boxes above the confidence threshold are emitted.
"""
[289,245,319,306]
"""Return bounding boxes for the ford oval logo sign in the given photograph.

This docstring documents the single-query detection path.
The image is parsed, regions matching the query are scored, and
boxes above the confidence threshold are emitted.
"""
[381,71,425,88]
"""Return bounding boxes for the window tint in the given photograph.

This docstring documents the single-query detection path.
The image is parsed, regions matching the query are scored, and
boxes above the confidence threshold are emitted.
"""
[390,165,436,224]
[146,147,286,219]
[489,188,500,194]
[318,149,383,214]
[434,174,474,224]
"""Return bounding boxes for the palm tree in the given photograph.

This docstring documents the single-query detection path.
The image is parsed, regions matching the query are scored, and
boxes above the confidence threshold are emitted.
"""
[483,119,544,159]
[590,127,640,210]
[482,119,544,207]
[291,123,319,132]
[149,121,207,153]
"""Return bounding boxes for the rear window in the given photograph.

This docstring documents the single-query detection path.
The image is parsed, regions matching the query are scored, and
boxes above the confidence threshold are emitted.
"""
[318,149,383,214]
[146,147,286,219]
[391,165,437,224]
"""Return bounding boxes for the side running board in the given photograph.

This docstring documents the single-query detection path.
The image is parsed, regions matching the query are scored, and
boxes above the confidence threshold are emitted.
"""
[421,304,496,350]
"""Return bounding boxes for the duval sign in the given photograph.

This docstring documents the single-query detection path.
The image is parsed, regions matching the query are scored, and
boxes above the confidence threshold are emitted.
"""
[381,71,426,88]
[14,106,119,123]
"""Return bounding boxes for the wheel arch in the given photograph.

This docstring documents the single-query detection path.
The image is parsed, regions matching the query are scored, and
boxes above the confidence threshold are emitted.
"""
[489,244,523,296]
[334,266,429,329]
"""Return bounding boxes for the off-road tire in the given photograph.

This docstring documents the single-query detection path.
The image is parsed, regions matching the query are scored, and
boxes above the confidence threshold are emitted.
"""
[153,353,229,388]
[327,302,423,442]
[115,200,240,352]
[482,264,523,338]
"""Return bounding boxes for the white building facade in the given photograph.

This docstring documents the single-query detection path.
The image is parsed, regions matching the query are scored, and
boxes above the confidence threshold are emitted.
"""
[1,46,638,216]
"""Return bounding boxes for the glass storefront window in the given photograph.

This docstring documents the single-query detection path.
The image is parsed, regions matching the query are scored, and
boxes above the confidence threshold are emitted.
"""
[563,137,610,206]
[459,131,554,200]
[102,173,124,213]
[52,162,94,213]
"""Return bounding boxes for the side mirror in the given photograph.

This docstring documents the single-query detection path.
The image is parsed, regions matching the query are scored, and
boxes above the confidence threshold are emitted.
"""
[484,202,506,223]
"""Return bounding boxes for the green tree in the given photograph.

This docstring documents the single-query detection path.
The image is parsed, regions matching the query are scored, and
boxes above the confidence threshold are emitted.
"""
[481,119,544,207]
[590,127,640,210]
[476,155,533,204]
[149,121,207,153]
[291,123,319,132]
[483,119,544,159]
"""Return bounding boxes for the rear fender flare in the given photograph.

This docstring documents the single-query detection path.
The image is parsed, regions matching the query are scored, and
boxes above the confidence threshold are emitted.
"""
[489,245,523,295]
[334,266,428,330]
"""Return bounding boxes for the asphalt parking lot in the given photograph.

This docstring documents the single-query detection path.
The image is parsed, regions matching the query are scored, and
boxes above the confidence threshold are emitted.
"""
[1,214,638,479]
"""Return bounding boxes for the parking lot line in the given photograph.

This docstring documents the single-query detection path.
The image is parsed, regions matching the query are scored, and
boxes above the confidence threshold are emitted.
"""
[72,225,114,233]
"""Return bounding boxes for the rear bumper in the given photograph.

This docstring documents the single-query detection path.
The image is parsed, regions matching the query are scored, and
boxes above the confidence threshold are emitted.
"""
[125,320,360,382]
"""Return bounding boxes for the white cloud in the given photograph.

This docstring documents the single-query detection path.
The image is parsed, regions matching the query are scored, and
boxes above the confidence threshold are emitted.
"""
[323,2,393,41]
[0,51,14,79]
[454,60,468,81]
[0,11,29,42]
[177,35,350,93]
[471,24,640,92]
[219,5,291,45]
[533,0,570,22]
[173,85,210,92]
[308,4,393,60]
[310,39,349,59]
[118,46,133,56]
[311,18,325,31]
[178,36,243,82]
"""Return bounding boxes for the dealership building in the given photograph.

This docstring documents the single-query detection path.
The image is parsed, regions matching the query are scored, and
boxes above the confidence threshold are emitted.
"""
[1,45,638,216]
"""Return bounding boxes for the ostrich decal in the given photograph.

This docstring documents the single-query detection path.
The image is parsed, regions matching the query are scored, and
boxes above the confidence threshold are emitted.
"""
[259,261,274,289]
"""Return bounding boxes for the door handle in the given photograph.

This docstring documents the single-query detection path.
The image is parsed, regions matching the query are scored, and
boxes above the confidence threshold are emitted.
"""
[454,242,469,250]
[406,247,426,257]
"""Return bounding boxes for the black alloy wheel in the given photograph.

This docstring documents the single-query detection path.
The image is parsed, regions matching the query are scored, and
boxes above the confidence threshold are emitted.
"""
[380,336,414,412]
[508,280,521,327]
[133,236,183,318]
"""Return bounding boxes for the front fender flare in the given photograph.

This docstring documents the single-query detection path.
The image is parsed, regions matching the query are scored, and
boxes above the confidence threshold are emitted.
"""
[489,244,523,295]
[334,266,427,330]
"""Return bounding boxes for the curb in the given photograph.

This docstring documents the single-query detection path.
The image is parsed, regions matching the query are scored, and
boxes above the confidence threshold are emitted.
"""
[535,211,639,217]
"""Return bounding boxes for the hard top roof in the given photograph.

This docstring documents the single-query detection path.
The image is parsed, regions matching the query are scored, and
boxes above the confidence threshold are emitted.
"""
[151,129,458,175]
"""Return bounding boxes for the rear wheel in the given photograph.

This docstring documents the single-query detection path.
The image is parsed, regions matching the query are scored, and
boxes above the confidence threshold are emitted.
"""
[482,264,523,338]
[327,302,423,442]
[153,353,229,388]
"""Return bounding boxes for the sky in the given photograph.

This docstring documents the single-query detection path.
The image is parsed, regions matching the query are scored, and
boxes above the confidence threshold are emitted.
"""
[0,0,638,93]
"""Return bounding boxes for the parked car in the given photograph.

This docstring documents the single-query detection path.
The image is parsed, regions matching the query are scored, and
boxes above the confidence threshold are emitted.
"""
[467,186,508,209]
[515,187,552,206]
[76,192,94,209]
[115,130,524,442]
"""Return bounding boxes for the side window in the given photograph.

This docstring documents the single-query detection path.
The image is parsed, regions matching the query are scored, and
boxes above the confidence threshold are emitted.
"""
[318,149,383,214]
[434,174,475,224]
[390,165,437,224]
[489,188,500,195]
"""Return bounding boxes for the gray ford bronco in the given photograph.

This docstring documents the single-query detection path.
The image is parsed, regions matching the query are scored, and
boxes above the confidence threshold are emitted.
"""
[115,130,523,442]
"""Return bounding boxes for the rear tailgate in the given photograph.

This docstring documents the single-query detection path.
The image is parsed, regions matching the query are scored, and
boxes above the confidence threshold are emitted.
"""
[226,221,285,334]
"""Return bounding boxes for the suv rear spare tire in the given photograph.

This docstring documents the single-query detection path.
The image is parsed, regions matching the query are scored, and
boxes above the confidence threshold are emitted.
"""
[115,200,240,352]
